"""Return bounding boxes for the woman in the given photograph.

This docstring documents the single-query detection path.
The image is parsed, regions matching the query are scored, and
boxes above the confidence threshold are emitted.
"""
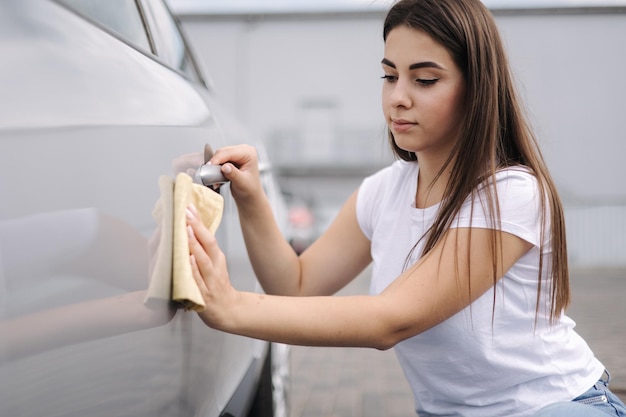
[185,0,626,415]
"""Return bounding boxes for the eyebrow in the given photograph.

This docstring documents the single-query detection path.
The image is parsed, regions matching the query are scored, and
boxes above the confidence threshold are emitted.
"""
[381,58,444,70]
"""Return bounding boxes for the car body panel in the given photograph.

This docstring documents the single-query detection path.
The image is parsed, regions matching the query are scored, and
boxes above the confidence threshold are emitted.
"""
[0,1,210,130]
[0,1,282,416]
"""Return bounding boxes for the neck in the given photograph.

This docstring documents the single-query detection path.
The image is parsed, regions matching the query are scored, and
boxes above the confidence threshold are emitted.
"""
[415,153,453,209]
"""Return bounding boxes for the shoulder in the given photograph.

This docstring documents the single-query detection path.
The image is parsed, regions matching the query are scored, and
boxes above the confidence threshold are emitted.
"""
[361,160,416,193]
[494,166,538,190]
[358,160,416,204]
[368,159,415,179]
[491,166,541,211]
[356,160,417,238]
[468,166,540,207]
[456,166,545,246]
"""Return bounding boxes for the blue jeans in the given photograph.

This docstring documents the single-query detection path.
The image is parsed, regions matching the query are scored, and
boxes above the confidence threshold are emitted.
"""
[534,371,626,416]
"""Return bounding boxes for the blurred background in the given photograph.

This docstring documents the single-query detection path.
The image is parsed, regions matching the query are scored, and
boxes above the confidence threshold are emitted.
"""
[166,0,626,415]
[168,0,626,269]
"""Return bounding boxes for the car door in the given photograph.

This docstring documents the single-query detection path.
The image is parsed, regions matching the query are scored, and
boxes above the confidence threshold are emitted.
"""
[0,1,269,416]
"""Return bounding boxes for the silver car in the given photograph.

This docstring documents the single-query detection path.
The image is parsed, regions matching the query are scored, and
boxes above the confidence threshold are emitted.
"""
[0,0,289,416]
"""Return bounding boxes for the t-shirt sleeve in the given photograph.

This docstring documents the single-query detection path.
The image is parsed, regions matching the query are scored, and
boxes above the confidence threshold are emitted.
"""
[452,169,545,247]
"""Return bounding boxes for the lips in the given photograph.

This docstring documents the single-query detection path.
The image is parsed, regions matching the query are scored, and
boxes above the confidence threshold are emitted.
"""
[391,119,417,133]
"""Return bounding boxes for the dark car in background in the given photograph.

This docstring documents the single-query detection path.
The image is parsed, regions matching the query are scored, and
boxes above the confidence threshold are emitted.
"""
[0,1,289,416]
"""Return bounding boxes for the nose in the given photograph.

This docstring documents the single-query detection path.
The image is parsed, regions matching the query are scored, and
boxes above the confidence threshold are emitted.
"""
[388,79,412,109]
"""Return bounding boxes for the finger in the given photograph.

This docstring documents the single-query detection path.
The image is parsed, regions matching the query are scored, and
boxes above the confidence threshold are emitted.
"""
[189,254,208,293]
[219,162,237,182]
[186,206,222,263]
[187,224,224,290]
[190,254,222,327]
[195,224,222,263]
[209,144,257,167]
[187,224,211,267]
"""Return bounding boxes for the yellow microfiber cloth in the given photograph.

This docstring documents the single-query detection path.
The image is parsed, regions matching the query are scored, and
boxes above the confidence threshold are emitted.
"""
[145,172,224,311]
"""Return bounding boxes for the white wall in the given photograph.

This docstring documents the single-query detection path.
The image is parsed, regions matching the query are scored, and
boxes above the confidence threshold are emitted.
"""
[496,12,626,203]
[181,15,389,167]
[177,9,626,267]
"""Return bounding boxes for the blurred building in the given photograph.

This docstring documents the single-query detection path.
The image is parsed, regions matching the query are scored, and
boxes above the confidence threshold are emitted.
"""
[168,0,626,268]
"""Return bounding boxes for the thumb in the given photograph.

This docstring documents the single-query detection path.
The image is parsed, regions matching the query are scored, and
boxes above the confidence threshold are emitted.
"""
[220,162,258,201]
[221,162,237,180]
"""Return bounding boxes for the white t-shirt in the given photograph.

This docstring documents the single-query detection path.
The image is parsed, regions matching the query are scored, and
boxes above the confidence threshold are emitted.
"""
[356,160,604,417]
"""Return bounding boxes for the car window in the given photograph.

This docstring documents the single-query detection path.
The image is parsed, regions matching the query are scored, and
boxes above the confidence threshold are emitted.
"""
[143,0,202,83]
[57,0,151,52]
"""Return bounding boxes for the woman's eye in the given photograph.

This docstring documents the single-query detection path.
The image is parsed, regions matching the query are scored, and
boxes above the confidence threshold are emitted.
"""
[416,78,439,86]
[381,75,397,82]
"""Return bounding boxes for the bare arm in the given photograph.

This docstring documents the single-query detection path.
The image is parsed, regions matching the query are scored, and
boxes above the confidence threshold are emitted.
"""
[210,145,371,296]
[186,204,533,349]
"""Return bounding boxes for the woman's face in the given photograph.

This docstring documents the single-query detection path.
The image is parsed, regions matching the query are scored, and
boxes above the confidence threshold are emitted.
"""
[382,26,466,159]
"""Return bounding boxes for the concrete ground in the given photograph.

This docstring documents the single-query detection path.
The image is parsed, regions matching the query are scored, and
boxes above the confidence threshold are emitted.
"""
[288,267,626,417]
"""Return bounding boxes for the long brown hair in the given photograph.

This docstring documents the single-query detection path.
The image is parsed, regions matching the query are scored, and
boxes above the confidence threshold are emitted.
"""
[383,0,569,322]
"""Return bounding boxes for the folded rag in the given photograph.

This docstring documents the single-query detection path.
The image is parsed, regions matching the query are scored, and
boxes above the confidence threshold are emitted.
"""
[145,173,224,311]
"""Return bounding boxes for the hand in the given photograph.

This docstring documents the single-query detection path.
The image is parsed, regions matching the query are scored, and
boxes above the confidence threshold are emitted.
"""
[209,145,264,204]
[186,204,237,328]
